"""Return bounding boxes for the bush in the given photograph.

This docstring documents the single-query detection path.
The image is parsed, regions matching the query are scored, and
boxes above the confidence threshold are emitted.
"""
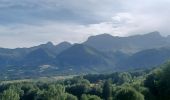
[114,87,144,100]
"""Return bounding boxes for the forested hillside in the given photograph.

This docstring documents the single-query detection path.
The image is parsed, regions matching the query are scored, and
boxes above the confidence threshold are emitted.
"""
[1,32,170,79]
[0,62,170,100]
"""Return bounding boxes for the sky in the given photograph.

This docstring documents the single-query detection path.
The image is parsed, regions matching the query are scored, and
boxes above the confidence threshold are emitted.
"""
[0,0,170,48]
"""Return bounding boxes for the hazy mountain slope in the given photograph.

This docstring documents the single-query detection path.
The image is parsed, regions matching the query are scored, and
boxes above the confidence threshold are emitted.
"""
[166,35,170,43]
[0,41,72,57]
[84,33,123,52]
[0,55,14,66]
[55,42,72,55]
[1,32,170,78]
[21,48,54,66]
[117,47,170,69]
[55,44,114,72]
[84,31,169,53]
[105,51,130,63]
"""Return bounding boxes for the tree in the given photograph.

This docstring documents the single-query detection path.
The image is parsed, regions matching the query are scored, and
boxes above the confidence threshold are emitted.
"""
[113,72,132,85]
[81,94,88,100]
[65,93,78,100]
[114,87,144,100]
[41,84,66,100]
[103,79,112,100]
[145,62,170,100]
[20,83,41,100]
[0,88,20,100]
[144,70,161,99]
[66,82,90,98]
[81,94,102,100]
[158,62,170,100]
[88,85,102,97]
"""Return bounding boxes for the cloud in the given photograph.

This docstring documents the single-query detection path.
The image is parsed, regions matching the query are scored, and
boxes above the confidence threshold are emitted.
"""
[0,0,123,25]
[0,0,170,48]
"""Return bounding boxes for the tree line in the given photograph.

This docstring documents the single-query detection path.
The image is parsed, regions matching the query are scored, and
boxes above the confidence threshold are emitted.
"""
[0,62,170,100]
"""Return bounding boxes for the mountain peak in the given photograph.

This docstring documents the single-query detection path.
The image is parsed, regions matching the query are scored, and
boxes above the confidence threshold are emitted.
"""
[56,44,110,67]
[39,42,54,48]
[69,44,88,50]
[56,41,72,49]
[145,31,162,37]
[85,33,117,45]
[88,33,114,40]
[96,33,113,37]
[46,42,54,46]
[58,44,101,56]
[54,41,72,55]
[56,41,72,47]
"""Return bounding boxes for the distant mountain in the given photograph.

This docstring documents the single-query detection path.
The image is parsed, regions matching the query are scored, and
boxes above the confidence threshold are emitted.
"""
[21,48,54,66]
[55,44,114,72]
[0,55,14,66]
[29,41,72,56]
[117,47,170,70]
[0,31,170,79]
[55,42,72,55]
[84,31,170,53]
[0,41,72,67]
[84,33,122,51]
[166,35,170,43]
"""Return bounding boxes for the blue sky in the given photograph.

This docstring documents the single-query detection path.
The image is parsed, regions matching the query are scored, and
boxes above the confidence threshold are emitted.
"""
[0,0,170,48]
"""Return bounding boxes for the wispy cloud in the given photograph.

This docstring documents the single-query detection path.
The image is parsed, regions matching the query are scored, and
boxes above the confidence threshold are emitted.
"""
[0,0,170,48]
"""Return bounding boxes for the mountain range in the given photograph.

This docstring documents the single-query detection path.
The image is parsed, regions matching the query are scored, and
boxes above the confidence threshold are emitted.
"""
[84,31,170,53]
[1,31,170,79]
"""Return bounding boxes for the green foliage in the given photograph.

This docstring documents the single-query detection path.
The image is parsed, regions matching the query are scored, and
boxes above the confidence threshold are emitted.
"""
[0,88,20,100]
[114,72,132,85]
[145,62,170,100]
[88,85,102,97]
[81,94,102,100]
[84,72,133,85]
[114,87,144,100]
[66,83,90,98]
[103,79,112,100]
[1,63,170,100]
[41,84,66,100]
[65,93,78,100]
[81,94,88,100]
[66,77,91,98]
